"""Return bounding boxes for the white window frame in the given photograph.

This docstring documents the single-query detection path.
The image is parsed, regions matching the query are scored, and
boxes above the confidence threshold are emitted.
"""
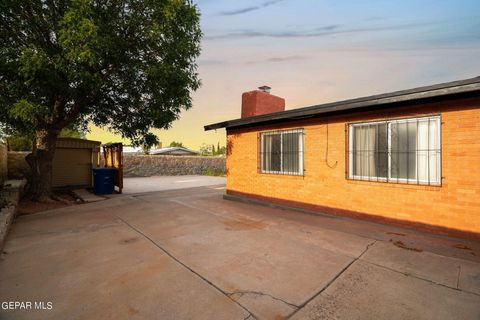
[260,129,304,176]
[348,116,441,185]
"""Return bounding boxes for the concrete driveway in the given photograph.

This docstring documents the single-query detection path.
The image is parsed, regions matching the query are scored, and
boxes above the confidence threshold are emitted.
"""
[121,175,226,194]
[1,186,479,319]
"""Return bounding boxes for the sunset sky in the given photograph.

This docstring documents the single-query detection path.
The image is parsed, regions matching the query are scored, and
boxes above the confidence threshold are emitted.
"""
[87,0,480,150]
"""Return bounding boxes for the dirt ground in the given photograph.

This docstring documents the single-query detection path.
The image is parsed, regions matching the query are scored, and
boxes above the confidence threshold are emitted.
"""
[17,191,80,215]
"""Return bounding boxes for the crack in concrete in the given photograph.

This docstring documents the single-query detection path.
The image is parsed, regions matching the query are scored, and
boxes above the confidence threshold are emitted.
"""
[116,216,255,318]
[361,260,480,297]
[243,314,256,320]
[229,290,300,309]
[285,240,377,319]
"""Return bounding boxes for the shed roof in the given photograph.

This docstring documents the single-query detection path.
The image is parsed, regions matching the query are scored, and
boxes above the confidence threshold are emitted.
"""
[204,76,480,131]
[56,137,101,149]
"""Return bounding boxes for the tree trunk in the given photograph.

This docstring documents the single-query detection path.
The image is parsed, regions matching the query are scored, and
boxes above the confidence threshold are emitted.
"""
[25,129,59,201]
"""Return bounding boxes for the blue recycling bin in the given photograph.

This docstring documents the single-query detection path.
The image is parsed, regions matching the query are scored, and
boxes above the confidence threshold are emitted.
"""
[92,168,117,194]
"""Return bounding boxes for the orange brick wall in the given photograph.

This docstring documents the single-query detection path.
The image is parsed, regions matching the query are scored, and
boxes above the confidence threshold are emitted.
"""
[226,97,480,235]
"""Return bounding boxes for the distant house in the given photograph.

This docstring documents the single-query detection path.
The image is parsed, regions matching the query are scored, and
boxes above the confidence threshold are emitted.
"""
[149,147,198,156]
[205,78,480,240]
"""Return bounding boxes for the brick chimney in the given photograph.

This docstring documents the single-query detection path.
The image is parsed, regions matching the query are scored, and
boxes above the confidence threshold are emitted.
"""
[241,86,285,118]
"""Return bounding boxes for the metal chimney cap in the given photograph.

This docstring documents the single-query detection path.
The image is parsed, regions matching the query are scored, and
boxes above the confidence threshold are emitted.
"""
[258,85,271,93]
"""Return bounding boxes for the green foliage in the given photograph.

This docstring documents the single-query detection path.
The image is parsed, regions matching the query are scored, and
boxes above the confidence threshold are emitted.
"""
[202,167,225,177]
[59,128,84,139]
[199,142,225,156]
[10,100,47,126]
[7,134,33,151]
[0,0,202,147]
[199,143,212,156]
[169,141,184,148]
[141,133,159,154]
[215,145,226,155]
[7,127,84,151]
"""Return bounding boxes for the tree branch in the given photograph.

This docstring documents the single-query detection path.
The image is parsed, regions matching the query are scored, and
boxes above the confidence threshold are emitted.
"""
[53,96,66,120]
[57,103,82,129]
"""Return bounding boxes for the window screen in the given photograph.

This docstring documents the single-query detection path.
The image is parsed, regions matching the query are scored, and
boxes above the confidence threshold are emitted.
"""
[349,116,441,185]
[260,129,304,175]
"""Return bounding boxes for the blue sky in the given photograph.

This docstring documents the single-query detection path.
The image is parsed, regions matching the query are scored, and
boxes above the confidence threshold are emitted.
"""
[89,0,480,148]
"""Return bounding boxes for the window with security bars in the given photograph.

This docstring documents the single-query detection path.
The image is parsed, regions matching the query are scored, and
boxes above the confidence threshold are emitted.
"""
[259,129,304,175]
[348,116,441,185]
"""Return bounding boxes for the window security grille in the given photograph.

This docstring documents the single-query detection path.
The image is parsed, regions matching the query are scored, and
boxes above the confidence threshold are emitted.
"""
[348,116,441,185]
[259,129,304,175]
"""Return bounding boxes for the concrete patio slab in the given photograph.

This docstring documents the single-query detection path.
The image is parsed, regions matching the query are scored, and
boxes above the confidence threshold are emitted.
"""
[361,240,462,289]
[290,260,480,320]
[1,186,479,319]
[0,204,248,320]
[111,191,382,319]
[225,193,480,263]
[230,291,297,320]
[459,260,480,295]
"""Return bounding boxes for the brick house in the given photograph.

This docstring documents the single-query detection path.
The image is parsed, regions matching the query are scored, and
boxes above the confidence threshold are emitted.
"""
[205,77,480,240]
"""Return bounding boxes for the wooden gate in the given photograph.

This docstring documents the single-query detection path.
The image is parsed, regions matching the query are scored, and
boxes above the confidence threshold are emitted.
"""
[103,143,123,193]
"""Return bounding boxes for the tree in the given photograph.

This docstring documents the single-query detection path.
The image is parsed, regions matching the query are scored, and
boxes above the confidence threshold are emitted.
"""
[217,145,226,156]
[141,133,159,154]
[0,0,201,200]
[169,141,184,148]
[199,143,212,156]
[6,127,83,151]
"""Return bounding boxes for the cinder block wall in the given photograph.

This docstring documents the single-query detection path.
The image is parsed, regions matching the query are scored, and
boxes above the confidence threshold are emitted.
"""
[226,96,480,236]
[6,152,226,179]
[123,155,225,177]
[7,152,29,180]
[0,144,7,185]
